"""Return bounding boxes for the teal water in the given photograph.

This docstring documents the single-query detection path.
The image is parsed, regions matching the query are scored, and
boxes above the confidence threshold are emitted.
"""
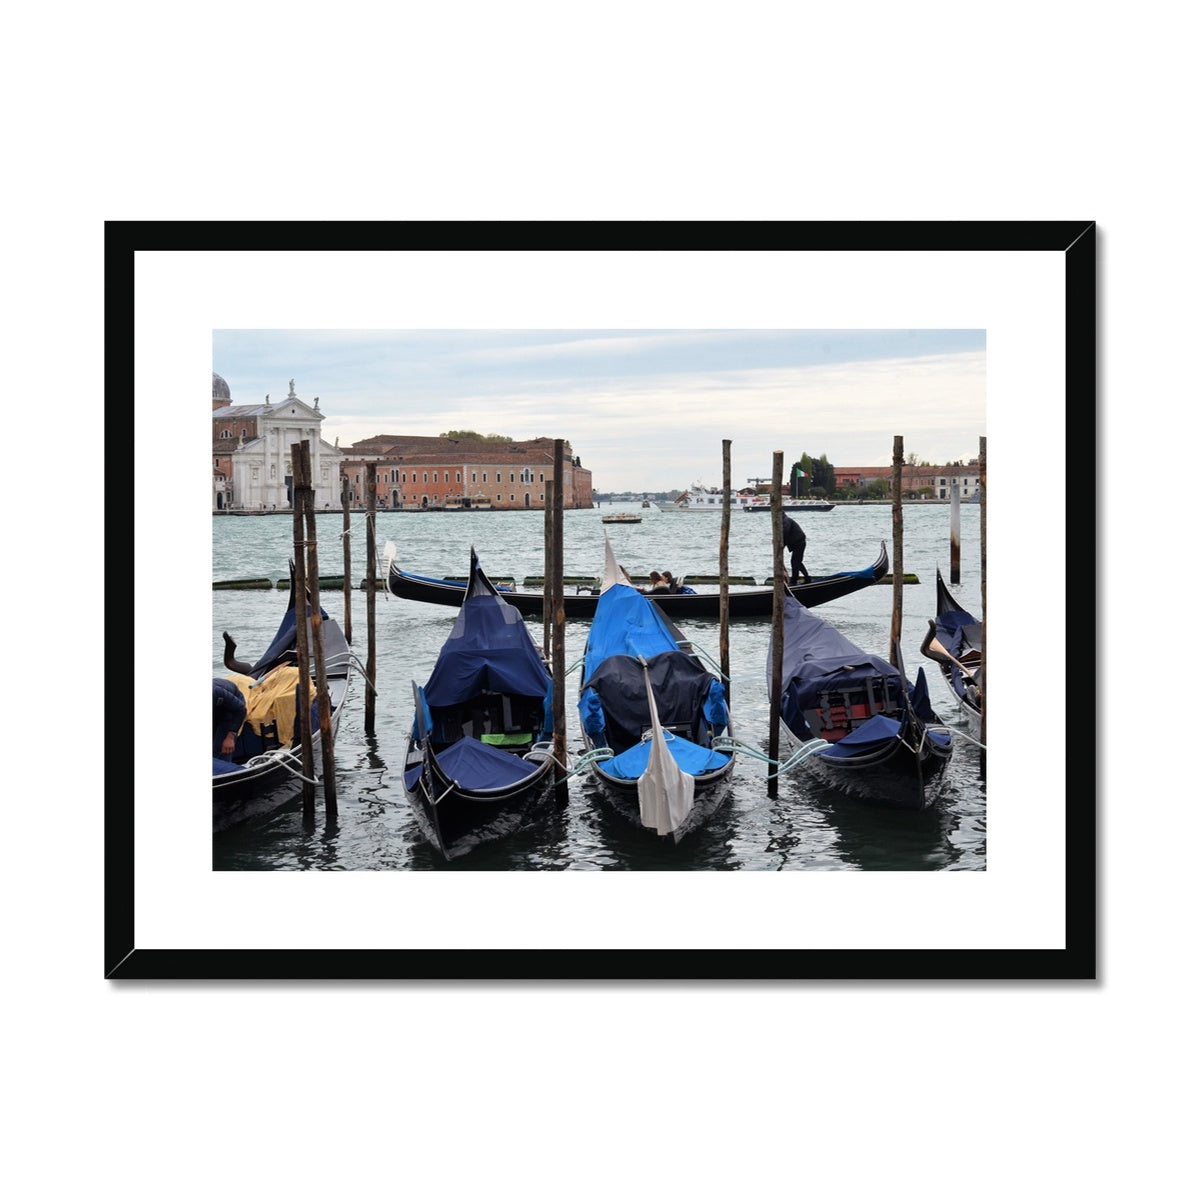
[211,502,986,870]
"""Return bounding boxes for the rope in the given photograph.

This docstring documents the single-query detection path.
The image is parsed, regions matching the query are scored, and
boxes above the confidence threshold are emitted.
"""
[766,738,835,780]
[686,643,730,683]
[946,725,987,750]
[237,748,321,786]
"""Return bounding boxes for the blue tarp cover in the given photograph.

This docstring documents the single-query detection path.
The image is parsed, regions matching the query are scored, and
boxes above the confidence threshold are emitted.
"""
[405,735,542,791]
[582,582,682,681]
[603,734,730,781]
[423,593,552,707]
[212,757,246,776]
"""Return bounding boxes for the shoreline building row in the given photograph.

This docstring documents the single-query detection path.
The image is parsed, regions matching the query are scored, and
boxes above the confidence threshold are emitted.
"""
[212,373,593,512]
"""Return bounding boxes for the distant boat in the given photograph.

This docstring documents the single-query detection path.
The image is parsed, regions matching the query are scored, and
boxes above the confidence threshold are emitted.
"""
[656,485,756,513]
[744,499,835,513]
[601,511,643,525]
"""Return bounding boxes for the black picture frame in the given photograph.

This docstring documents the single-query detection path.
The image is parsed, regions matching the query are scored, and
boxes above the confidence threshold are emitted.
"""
[106,220,1096,982]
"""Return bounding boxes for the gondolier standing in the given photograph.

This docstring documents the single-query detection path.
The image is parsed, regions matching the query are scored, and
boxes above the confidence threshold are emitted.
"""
[782,514,812,585]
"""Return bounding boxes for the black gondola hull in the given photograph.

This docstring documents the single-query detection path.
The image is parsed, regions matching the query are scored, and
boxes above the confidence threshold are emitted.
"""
[783,721,951,811]
[403,736,556,860]
[389,543,888,619]
[212,615,352,833]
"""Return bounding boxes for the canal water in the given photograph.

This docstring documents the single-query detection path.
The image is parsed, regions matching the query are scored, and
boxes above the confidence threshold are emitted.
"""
[210,501,986,872]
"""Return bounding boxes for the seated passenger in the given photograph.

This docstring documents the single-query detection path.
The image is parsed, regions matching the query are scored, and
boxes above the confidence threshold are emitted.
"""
[213,677,247,760]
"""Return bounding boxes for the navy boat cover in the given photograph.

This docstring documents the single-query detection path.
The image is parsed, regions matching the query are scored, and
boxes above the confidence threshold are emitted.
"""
[403,735,543,792]
[776,596,941,735]
[423,592,552,707]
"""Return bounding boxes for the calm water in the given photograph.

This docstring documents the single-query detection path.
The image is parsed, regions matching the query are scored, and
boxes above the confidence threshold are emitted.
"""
[212,502,986,871]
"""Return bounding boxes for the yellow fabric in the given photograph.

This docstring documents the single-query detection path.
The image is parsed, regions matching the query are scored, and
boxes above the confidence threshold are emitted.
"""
[223,666,309,741]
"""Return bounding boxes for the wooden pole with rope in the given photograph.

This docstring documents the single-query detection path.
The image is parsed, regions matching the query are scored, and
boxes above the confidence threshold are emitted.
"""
[291,442,316,820]
[979,435,987,753]
[365,461,377,736]
[551,440,567,800]
[719,439,732,707]
[301,444,337,818]
[890,435,904,666]
[767,451,785,799]
[341,474,353,644]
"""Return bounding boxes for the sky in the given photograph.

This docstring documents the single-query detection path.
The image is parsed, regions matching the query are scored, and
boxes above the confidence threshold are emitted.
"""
[212,328,985,493]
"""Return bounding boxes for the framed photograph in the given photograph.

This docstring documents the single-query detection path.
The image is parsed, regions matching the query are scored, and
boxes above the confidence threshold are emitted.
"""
[107,221,1095,980]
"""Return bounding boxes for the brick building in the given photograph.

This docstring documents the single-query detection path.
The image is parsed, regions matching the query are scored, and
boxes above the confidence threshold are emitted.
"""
[833,462,982,499]
[343,433,594,510]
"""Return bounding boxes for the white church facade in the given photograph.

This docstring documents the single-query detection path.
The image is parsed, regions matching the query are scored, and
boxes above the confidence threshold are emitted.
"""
[213,375,343,511]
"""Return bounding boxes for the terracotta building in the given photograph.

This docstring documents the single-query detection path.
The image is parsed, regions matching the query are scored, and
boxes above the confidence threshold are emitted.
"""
[833,462,982,500]
[343,433,594,510]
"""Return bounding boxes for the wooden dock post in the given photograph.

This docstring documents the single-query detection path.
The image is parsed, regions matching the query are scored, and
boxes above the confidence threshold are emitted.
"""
[542,475,552,659]
[719,439,732,706]
[341,475,353,644]
[890,436,904,665]
[300,445,337,819]
[950,485,961,584]
[365,464,377,736]
[291,443,316,819]
[979,435,987,751]
[767,451,785,799]
[551,440,567,799]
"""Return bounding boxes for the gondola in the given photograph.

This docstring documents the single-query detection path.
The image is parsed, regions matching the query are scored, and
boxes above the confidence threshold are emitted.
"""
[770,595,952,810]
[919,567,983,736]
[213,568,352,832]
[402,548,557,860]
[388,541,889,620]
[577,537,735,842]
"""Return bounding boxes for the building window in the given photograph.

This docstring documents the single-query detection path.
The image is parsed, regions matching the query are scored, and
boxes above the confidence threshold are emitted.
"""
[482,472,488,482]
[456,471,461,482]
[472,471,477,484]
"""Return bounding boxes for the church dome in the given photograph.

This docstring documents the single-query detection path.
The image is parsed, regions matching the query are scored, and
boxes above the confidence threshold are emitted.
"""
[212,372,231,403]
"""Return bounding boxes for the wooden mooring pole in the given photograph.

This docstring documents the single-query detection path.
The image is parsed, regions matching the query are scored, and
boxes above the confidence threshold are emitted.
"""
[291,443,316,820]
[365,465,377,736]
[890,436,904,665]
[542,476,552,659]
[551,440,567,800]
[950,485,962,584]
[767,451,785,799]
[719,439,732,707]
[341,475,353,644]
[301,445,337,819]
[979,435,987,752]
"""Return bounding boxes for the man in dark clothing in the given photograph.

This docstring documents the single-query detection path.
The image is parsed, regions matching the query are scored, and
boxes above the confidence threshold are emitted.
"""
[213,677,247,760]
[782,514,811,585]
